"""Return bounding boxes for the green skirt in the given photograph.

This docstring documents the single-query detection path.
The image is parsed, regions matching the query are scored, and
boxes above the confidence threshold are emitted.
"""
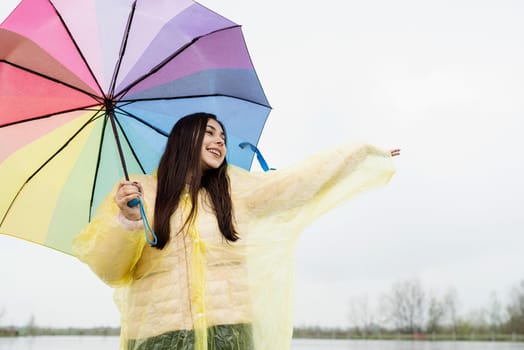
[127,323,253,350]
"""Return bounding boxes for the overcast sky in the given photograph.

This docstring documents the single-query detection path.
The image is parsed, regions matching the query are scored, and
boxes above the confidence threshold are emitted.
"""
[1,0,523,328]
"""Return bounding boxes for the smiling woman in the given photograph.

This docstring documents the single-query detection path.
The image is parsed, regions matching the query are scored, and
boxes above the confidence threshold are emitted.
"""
[72,112,397,350]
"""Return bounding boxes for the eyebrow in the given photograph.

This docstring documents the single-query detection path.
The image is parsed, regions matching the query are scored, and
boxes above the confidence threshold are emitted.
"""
[206,124,225,137]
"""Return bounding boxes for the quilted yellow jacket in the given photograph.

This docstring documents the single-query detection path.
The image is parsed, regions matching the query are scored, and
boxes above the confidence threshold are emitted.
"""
[72,143,395,350]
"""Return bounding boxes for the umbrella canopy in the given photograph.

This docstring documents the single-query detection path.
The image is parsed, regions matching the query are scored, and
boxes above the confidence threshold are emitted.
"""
[0,0,271,254]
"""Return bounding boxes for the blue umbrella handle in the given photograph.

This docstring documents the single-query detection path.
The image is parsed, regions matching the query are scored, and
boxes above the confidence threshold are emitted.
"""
[238,142,274,172]
[127,198,157,246]
[127,198,140,207]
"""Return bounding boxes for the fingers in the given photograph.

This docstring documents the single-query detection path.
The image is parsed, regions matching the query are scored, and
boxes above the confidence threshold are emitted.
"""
[114,181,143,220]
[390,149,401,157]
[117,181,142,198]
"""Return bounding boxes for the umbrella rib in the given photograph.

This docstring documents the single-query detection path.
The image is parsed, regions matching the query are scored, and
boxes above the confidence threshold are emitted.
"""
[113,111,147,174]
[88,112,109,220]
[108,0,137,98]
[120,93,272,109]
[114,25,241,100]
[46,0,105,96]
[0,110,105,226]
[114,105,169,137]
[0,60,103,103]
[87,108,148,220]
[0,103,103,128]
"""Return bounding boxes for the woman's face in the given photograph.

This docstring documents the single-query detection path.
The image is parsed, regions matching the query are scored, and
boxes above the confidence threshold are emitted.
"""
[200,119,226,170]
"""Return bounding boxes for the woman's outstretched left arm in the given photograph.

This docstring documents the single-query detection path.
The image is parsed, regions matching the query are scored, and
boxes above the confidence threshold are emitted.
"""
[233,143,398,223]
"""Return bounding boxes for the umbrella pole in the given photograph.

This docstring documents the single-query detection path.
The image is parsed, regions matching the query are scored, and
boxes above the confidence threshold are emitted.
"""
[106,106,130,181]
[106,105,157,246]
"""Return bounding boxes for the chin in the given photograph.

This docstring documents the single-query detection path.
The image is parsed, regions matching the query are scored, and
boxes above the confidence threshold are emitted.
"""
[203,161,224,171]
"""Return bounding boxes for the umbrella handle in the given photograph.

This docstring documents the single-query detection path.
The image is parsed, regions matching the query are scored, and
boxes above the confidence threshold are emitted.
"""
[127,198,140,207]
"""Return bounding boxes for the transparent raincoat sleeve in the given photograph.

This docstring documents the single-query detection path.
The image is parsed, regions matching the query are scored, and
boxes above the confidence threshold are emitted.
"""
[236,142,396,228]
[72,183,146,287]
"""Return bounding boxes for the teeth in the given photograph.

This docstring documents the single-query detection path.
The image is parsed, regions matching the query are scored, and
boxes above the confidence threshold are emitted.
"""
[208,149,220,156]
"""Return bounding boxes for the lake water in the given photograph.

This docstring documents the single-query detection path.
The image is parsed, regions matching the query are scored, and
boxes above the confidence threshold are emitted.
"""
[0,337,523,350]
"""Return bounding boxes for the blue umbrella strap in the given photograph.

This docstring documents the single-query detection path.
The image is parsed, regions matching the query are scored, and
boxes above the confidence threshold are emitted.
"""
[139,200,157,246]
[128,198,158,246]
[238,142,274,172]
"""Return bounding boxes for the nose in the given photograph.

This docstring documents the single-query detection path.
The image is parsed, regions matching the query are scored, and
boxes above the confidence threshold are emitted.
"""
[215,137,224,146]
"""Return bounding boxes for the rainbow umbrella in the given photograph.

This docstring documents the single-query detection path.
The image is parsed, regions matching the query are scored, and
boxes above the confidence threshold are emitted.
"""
[0,0,270,254]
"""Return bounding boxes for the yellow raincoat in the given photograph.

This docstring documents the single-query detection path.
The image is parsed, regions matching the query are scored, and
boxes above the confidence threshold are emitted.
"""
[73,143,395,350]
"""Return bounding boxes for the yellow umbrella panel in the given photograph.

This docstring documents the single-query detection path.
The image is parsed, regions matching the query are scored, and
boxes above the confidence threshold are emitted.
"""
[0,109,142,254]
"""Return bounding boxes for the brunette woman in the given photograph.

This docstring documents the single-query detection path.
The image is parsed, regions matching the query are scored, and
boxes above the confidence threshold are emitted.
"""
[73,112,399,350]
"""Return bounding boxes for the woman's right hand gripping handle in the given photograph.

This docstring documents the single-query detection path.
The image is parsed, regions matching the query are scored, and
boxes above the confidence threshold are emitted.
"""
[114,181,143,221]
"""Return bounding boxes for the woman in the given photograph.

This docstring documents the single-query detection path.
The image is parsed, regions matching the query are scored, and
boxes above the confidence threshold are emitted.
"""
[73,112,399,350]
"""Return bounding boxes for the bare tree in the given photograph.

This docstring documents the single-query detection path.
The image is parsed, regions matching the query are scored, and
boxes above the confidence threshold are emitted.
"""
[25,314,36,336]
[487,291,504,337]
[348,294,375,336]
[506,280,524,333]
[426,293,445,333]
[384,278,426,333]
[443,288,460,338]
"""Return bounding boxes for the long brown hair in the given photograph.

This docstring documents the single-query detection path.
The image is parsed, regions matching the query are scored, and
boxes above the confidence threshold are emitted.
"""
[154,112,238,249]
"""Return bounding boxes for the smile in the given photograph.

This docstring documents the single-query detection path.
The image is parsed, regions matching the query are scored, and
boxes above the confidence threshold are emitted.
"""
[207,148,222,157]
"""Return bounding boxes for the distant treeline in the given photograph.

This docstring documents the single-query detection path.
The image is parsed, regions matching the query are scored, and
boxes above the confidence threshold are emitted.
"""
[0,326,119,337]
[1,325,523,342]
[293,326,524,342]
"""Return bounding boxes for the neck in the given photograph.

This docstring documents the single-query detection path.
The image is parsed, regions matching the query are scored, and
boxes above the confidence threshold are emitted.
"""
[185,173,193,185]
